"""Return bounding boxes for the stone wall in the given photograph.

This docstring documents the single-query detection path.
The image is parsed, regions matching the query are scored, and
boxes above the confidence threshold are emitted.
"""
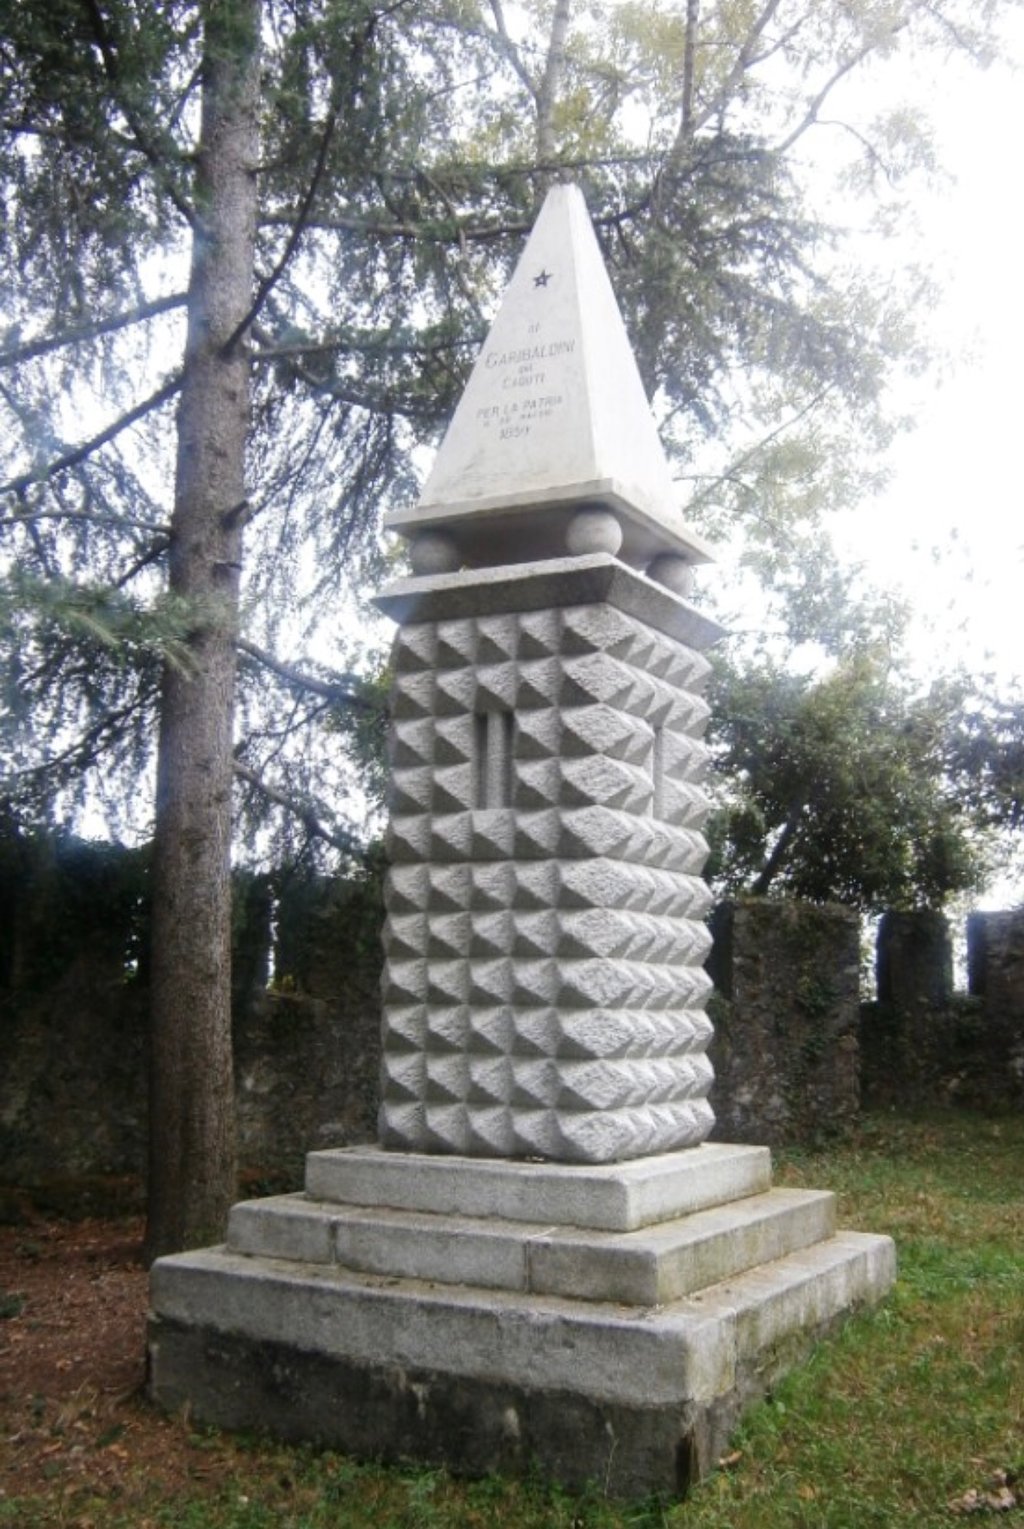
[0,834,382,1195]
[706,899,861,1144]
[235,874,383,1183]
[861,908,1024,1112]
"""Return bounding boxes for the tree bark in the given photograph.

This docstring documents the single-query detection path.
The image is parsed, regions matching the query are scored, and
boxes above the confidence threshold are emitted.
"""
[145,0,261,1263]
[535,0,572,167]
[681,0,699,141]
[750,797,806,898]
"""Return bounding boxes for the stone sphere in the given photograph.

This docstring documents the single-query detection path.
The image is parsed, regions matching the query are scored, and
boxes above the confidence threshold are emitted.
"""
[647,553,694,596]
[565,507,623,557]
[409,530,460,575]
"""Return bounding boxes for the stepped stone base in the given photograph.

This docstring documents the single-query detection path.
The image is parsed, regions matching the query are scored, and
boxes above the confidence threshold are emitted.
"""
[148,1145,895,1499]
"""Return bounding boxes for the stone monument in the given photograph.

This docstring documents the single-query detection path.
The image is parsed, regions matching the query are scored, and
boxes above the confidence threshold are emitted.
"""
[149,184,895,1498]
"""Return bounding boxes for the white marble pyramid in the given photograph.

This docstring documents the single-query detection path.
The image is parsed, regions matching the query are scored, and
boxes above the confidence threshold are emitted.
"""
[386,183,712,571]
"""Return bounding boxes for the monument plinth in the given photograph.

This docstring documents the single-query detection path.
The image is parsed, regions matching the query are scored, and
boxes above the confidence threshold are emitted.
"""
[149,183,894,1497]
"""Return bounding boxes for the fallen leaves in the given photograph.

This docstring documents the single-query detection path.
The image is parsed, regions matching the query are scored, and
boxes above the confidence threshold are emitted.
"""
[948,1469,1019,1515]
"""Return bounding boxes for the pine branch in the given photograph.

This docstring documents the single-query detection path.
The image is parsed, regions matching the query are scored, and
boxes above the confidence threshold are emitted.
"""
[257,185,652,245]
[259,208,532,241]
[2,690,153,792]
[0,293,187,369]
[78,0,196,227]
[0,375,182,499]
[233,759,360,855]
[222,83,344,356]
[238,637,377,712]
[0,505,170,535]
[246,330,436,419]
[224,7,393,355]
[248,330,479,364]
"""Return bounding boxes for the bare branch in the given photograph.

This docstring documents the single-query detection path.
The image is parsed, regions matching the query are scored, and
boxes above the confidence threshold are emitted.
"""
[775,30,907,155]
[113,537,172,588]
[815,118,895,184]
[750,797,807,896]
[487,0,539,99]
[920,2,982,58]
[691,0,784,139]
[679,382,837,523]
[681,0,699,143]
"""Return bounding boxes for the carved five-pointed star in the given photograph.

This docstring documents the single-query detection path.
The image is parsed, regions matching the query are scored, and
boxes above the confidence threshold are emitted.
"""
[533,268,552,287]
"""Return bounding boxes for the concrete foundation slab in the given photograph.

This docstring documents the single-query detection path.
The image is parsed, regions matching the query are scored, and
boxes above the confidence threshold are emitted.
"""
[149,1226,894,1497]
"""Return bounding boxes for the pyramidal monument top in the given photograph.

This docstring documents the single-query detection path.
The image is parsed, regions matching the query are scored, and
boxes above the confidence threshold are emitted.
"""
[385,182,713,583]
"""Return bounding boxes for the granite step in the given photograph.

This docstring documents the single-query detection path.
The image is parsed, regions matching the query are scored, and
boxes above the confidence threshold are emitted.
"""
[151,1226,895,1414]
[303,1141,772,1231]
[227,1184,836,1306]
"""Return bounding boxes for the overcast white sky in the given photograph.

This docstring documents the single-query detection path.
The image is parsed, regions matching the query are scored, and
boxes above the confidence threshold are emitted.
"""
[819,13,1024,908]
[829,17,1024,690]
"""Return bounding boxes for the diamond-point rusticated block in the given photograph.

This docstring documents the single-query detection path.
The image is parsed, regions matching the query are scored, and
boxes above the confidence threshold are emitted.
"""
[378,571,720,1163]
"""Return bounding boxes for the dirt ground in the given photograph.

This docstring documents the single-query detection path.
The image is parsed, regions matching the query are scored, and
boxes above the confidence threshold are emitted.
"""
[0,1214,249,1516]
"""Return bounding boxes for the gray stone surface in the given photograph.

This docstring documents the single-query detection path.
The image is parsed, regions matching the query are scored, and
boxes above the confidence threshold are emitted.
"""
[147,1318,708,1498]
[877,909,954,1010]
[374,552,724,650]
[708,899,861,1145]
[378,590,719,1162]
[304,1142,771,1231]
[377,197,723,1167]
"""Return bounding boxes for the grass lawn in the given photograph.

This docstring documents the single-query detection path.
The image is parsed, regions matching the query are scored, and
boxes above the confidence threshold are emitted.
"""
[2,1110,1022,1527]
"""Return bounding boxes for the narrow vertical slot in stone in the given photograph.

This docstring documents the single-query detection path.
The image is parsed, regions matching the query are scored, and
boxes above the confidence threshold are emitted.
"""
[477,709,514,808]
[652,724,665,819]
[474,713,488,807]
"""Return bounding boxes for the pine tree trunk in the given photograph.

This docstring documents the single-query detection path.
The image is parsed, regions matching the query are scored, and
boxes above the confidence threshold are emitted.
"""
[145,0,261,1263]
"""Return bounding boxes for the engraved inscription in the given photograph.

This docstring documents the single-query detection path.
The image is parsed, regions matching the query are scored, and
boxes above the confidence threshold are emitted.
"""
[475,332,572,440]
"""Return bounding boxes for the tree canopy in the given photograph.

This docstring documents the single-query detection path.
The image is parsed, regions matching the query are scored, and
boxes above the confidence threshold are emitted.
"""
[3,0,1018,858]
